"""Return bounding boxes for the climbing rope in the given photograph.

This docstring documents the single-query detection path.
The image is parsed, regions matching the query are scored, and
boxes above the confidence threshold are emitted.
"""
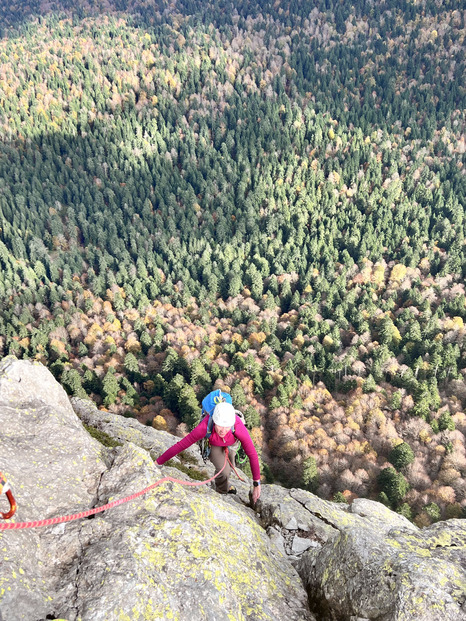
[0,448,245,531]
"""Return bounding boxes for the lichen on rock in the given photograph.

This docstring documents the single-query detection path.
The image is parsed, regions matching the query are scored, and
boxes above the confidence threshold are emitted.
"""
[1,358,465,621]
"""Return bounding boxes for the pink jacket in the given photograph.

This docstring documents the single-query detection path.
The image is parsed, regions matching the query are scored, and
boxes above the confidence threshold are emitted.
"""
[156,415,261,481]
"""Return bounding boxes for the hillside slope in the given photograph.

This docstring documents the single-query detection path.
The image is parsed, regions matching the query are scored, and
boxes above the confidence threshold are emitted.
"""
[0,0,464,523]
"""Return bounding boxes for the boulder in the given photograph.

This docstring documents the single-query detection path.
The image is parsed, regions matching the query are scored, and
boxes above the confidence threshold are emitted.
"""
[256,485,466,620]
[299,518,466,620]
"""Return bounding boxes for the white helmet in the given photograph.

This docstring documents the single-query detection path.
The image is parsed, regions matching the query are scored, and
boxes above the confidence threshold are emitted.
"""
[212,402,236,427]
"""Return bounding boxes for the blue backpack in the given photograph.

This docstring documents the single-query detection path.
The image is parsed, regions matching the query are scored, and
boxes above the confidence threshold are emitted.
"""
[199,389,235,462]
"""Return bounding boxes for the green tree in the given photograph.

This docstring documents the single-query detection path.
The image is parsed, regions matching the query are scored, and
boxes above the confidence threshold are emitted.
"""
[124,352,140,382]
[390,391,403,410]
[102,368,120,407]
[190,358,212,392]
[78,342,88,356]
[162,348,180,380]
[388,442,415,471]
[61,367,87,398]
[413,381,440,419]
[179,384,201,430]
[83,369,99,393]
[244,406,260,428]
[397,503,413,521]
[164,373,186,413]
[378,467,409,507]
[438,411,455,432]
[264,353,280,372]
[231,382,247,408]
[363,374,377,393]
[140,331,152,353]
[227,272,242,297]
[425,502,441,523]
[302,456,319,492]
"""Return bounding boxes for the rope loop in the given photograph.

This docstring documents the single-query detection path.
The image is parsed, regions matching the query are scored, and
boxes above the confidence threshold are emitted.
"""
[225,447,246,482]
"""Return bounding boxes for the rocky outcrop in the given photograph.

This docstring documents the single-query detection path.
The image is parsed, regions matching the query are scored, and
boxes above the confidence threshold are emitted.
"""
[0,359,311,621]
[1,358,465,621]
[257,486,466,620]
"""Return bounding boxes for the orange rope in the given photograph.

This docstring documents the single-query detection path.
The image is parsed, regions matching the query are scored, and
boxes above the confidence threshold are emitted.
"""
[228,451,246,482]
[0,449,243,531]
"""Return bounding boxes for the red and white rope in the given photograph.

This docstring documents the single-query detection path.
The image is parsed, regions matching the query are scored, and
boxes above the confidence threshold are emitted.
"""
[0,450,244,531]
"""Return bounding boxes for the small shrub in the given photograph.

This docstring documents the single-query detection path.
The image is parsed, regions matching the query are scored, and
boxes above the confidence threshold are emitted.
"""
[84,425,122,448]
[333,491,348,504]
[425,502,441,522]
[165,459,208,481]
[178,452,199,465]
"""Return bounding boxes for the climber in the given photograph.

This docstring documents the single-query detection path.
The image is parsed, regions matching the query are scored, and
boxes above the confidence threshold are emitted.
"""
[156,402,261,503]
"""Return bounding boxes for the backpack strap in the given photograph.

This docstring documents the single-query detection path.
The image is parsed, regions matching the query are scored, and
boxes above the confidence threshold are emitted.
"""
[232,409,246,437]
[205,412,215,439]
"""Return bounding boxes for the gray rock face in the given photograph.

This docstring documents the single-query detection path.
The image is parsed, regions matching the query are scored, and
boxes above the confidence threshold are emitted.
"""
[1,358,465,621]
[0,358,107,621]
[301,520,466,621]
[0,359,312,621]
[256,486,466,620]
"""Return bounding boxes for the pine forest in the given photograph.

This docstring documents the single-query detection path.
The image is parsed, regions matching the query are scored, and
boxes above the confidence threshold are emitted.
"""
[0,0,465,526]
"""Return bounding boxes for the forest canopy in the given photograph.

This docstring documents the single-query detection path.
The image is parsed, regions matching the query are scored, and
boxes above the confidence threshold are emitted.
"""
[0,0,465,525]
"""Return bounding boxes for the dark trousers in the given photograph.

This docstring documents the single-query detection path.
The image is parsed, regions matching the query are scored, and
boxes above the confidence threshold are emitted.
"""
[209,445,236,493]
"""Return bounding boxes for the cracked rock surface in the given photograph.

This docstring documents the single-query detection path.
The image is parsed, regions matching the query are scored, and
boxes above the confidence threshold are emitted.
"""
[255,475,466,620]
[1,358,466,621]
